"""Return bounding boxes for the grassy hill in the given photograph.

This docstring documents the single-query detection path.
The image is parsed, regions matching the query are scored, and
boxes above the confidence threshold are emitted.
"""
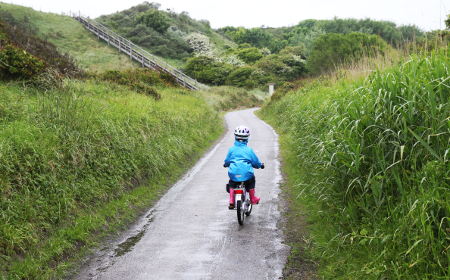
[0,2,136,72]
[96,2,236,67]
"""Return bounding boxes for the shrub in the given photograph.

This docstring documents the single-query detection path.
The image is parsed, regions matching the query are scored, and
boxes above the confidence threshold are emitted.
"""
[255,55,290,78]
[184,56,232,85]
[0,15,82,77]
[226,66,255,87]
[254,50,307,83]
[235,46,263,64]
[185,32,214,56]
[137,9,170,33]
[158,71,177,85]
[223,27,275,50]
[0,44,45,79]
[288,18,424,49]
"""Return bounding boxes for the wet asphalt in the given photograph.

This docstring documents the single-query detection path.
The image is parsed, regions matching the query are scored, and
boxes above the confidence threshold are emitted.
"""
[75,108,288,280]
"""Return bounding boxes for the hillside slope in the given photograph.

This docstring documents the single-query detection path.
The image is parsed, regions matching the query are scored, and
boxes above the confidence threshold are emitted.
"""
[0,2,135,72]
[97,2,236,67]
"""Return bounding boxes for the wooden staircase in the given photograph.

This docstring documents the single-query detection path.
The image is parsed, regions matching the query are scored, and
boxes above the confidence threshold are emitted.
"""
[74,16,207,90]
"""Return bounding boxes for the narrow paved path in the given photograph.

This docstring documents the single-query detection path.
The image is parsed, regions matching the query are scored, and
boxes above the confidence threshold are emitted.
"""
[76,108,288,280]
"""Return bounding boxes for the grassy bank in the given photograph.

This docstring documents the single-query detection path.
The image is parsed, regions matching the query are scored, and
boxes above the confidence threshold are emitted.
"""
[0,79,223,279]
[0,2,136,72]
[260,50,449,279]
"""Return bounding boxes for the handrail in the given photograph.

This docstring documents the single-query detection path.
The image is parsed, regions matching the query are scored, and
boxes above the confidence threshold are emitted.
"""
[73,16,208,90]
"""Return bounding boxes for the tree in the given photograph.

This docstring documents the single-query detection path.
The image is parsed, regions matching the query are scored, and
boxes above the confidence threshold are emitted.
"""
[446,14,450,30]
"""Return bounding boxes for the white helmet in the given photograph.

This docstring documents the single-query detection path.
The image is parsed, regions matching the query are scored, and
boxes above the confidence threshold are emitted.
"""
[234,125,250,140]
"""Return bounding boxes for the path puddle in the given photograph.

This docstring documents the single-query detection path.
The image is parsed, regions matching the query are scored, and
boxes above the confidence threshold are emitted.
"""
[113,211,155,257]
[114,230,146,257]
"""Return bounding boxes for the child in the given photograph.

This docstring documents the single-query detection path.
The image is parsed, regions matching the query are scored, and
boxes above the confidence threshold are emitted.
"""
[223,125,264,209]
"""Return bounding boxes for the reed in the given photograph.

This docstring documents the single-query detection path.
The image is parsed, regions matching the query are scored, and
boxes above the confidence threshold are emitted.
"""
[260,49,449,279]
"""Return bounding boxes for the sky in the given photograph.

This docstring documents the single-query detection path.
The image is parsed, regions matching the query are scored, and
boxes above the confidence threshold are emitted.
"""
[2,0,449,31]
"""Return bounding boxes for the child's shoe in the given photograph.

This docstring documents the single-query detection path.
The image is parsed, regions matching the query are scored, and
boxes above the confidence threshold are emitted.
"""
[249,189,260,204]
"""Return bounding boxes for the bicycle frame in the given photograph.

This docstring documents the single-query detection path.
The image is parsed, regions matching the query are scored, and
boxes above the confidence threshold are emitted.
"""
[232,183,252,225]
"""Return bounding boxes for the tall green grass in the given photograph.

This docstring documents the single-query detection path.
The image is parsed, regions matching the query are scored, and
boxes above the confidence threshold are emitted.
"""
[0,79,222,278]
[196,86,267,111]
[0,2,136,72]
[260,50,449,279]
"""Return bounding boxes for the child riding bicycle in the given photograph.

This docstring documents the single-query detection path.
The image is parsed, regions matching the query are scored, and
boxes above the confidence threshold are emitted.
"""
[223,125,264,209]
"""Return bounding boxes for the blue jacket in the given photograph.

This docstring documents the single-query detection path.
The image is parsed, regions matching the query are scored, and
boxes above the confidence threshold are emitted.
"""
[224,140,263,182]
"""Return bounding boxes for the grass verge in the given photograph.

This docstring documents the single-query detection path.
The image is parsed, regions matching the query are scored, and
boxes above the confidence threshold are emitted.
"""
[0,79,223,279]
[259,50,449,279]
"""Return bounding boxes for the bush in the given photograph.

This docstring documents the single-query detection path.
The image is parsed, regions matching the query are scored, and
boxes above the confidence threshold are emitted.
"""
[184,56,232,85]
[0,15,82,77]
[0,44,45,79]
[137,9,170,33]
[254,48,307,82]
[222,27,279,51]
[235,46,263,63]
[226,66,255,88]
[288,18,424,49]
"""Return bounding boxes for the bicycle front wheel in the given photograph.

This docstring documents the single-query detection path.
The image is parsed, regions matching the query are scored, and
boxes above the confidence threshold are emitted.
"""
[245,202,252,216]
